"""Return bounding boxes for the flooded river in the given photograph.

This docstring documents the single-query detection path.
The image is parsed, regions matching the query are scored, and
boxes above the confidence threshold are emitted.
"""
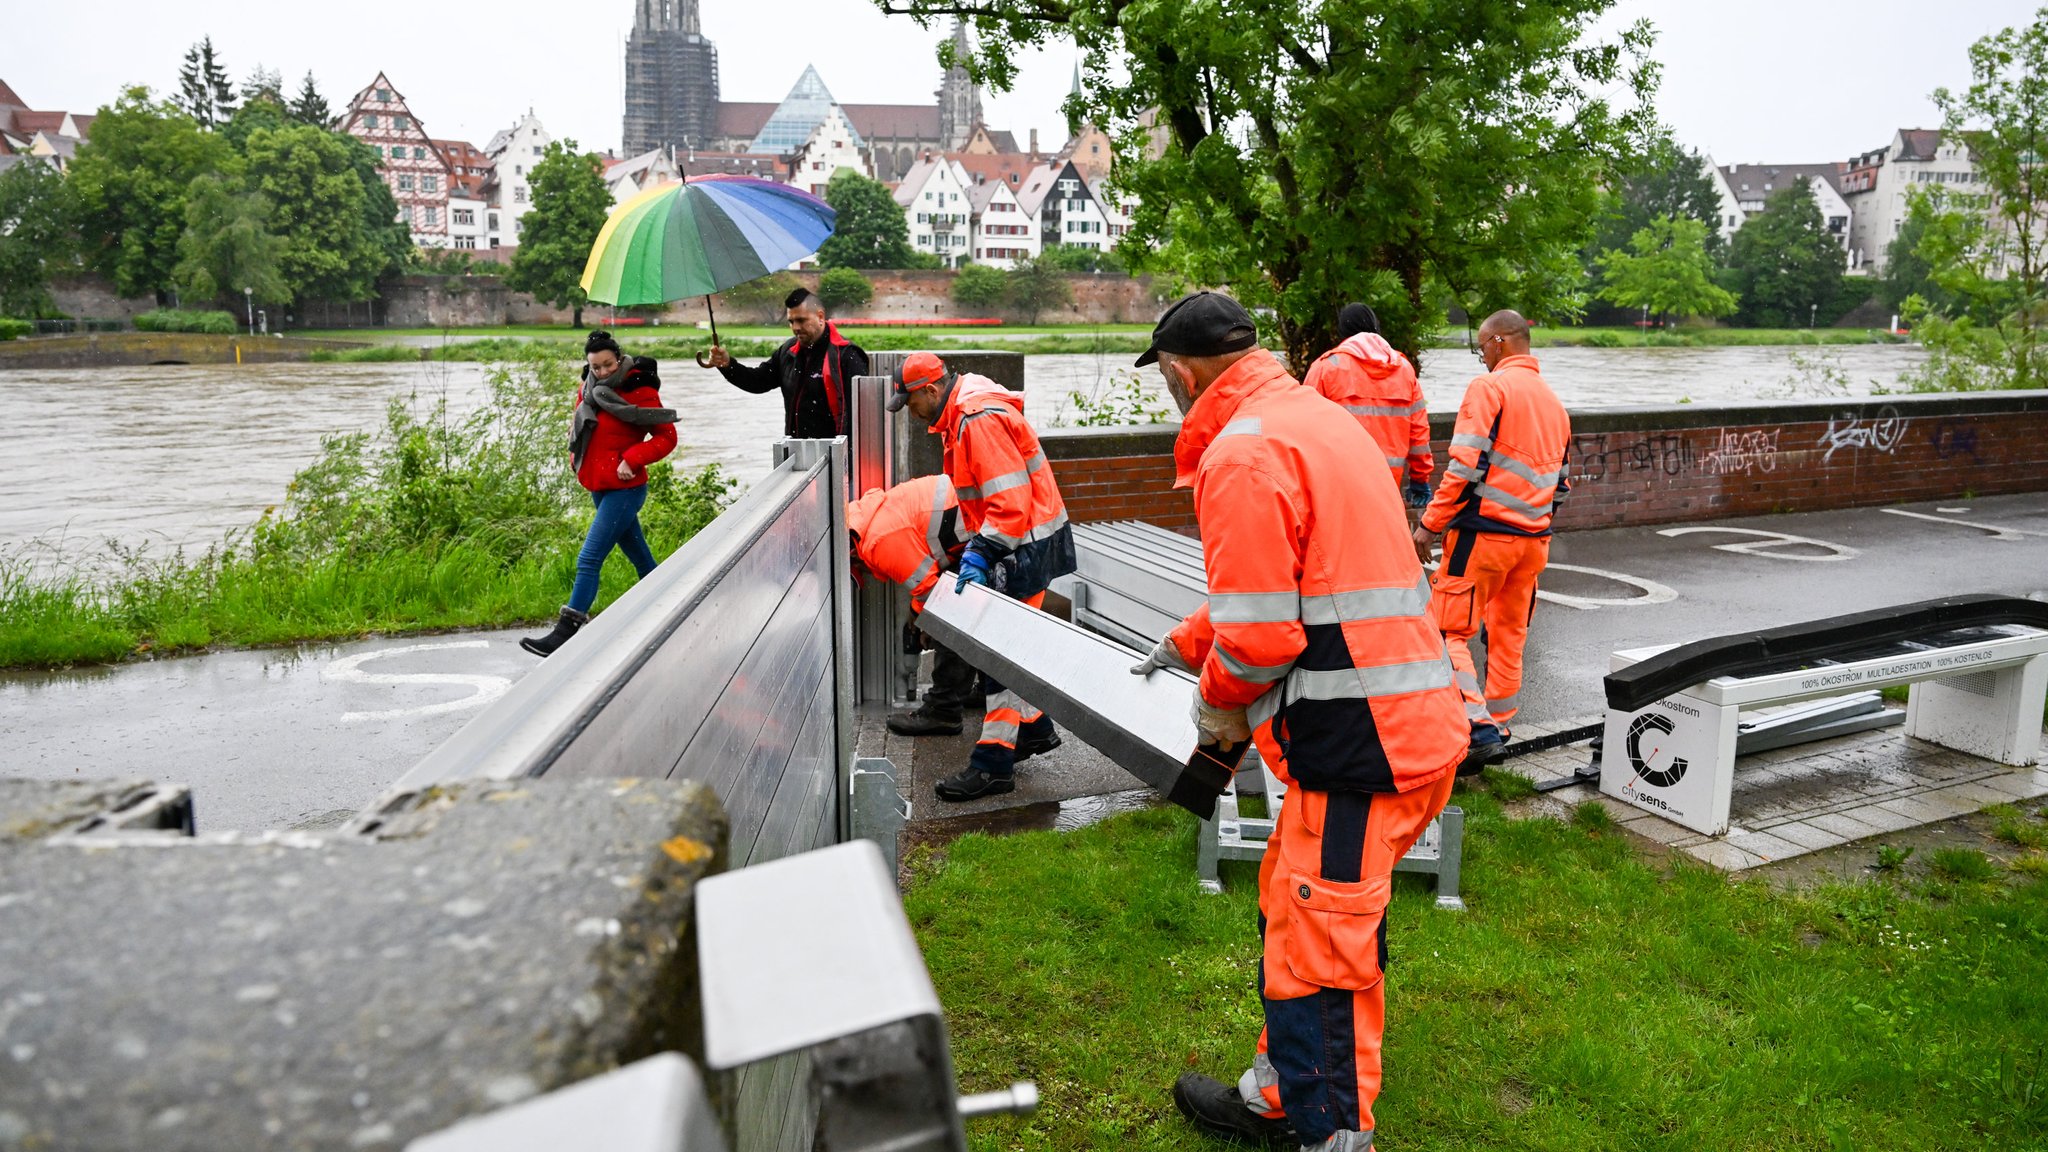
[0,343,1926,561]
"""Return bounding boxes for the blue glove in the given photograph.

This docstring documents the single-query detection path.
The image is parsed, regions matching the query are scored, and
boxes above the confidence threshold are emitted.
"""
[955,548,995,592]
[1404,479,1431,509]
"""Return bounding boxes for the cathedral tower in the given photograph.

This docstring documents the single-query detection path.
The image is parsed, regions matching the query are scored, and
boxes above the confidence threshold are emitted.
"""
[622,0,720,154]
[936,19,982,153]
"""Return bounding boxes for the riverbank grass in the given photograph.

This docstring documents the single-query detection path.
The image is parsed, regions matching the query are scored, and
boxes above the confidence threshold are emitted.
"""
[907,788,2048,1150]
[0,352,732,669]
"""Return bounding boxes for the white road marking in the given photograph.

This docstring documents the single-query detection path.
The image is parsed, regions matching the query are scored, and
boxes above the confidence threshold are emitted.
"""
[1538,564,1680,611]
[1879,507,2048,541]
[1656,526,1861,561]
[322,641,512,722]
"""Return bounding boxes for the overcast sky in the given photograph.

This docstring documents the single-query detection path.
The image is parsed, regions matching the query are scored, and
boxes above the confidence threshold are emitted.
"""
[3,0,2040,164]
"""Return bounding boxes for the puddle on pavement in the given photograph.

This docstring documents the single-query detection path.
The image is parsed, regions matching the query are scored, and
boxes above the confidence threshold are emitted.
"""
[903,787,1161,855]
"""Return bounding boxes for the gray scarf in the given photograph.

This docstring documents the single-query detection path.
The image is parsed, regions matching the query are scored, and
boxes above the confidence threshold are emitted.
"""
[570,363,678,471]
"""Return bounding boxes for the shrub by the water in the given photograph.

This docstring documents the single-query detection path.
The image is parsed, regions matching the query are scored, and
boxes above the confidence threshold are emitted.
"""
[0,349,733,668]
[0,318,29,341]
[132,309,241,334]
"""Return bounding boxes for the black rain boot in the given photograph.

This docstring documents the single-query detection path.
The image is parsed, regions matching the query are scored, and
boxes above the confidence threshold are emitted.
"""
[1172,1073,1296,1147]
[888,699,966,736]
[1013,716,1062,763]
[519,606,590,657]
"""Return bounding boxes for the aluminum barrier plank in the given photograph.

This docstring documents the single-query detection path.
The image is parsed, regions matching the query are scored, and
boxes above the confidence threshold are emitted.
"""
[918,582,1235,817]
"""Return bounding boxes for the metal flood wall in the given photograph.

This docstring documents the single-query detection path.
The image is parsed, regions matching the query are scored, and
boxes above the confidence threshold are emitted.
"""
[380,442,859,1152]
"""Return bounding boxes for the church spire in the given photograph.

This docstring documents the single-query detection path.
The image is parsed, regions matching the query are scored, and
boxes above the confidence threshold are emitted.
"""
[937,19,982,152]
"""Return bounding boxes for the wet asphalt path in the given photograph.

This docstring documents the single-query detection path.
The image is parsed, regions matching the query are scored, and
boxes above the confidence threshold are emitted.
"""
[3,494,2045,832]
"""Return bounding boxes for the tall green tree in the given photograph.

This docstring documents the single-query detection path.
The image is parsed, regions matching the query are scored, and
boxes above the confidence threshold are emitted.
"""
[880,0,1658,371]
[67,88,233,299]
[1590,136,1728,259]
[289,72,331,127]
[241,121,397,302]
[1005,257,1072,324]
[1926,10,2048,389]
[816,169,917,269]
[1882,187,1975,317]
[0,160,77,317]
[506,141,612,327]
[952,262,1009,310]
[176,36,237,129]
[174,174,288,305]
[1595,217,1738,324]
[1038,242,1124,274]
[241,65,285,107]
[1726,182,1846,327]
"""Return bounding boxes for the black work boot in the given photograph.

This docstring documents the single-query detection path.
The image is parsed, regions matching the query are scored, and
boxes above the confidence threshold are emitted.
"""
[1172,1073,1296,1147]
[888,700,965,737]
[935,743,1016,802]
[519,606,590,657]
[1013,716,1062,763]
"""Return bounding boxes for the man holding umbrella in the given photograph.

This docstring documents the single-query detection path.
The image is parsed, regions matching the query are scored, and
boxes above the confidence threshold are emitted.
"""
[705,288,870,439]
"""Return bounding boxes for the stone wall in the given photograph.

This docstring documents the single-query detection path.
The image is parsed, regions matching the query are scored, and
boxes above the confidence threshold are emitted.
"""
[1039,391,2048,536]
[674,269,1167,326]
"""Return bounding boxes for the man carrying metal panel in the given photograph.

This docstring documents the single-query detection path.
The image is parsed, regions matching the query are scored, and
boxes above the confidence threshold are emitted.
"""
[1412,309,1572,759]
[847,475,973,710]
[1128,293,1468,1152]
[890,352,1079,801]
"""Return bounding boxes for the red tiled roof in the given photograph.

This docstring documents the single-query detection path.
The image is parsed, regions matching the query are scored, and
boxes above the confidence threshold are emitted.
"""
[13,111,68,134]
[1897,128,1943,161]
[0,79,24,109]
[680,150,787,179]
[716,102,776,138]
[71,113,93,137]
[949,151,1037,189]
[843,103,940,141]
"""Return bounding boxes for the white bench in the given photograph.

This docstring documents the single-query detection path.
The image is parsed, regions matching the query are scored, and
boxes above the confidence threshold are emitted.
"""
[1602,618,2048,836]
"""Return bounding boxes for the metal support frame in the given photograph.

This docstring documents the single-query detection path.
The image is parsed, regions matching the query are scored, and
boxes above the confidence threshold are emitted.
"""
[1196,754,1465,910]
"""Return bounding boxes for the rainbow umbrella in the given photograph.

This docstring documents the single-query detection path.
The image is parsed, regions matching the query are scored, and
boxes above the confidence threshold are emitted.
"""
[578,175,837,360]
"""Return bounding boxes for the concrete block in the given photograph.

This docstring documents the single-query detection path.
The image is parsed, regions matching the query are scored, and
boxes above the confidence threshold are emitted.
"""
[1682,840,1769,872]
[0,776,728,1152]
[1806,810,1889,843]
[1725,829,1808,862]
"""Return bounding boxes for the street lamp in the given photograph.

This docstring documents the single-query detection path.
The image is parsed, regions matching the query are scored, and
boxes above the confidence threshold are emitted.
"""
[1809,302,1817,330]
[243,287,255,336]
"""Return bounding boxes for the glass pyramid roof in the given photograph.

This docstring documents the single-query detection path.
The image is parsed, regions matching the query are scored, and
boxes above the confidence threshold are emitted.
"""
[748,66,863,154]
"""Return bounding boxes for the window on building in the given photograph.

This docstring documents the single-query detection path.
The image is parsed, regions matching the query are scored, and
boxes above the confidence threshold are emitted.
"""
[514,187,527,203]
[365,114,379,129]
[422,175,438,193]
[395,116,410,131]
[455,237,476,249]
[515,165,523,176]
[454,209,474,225]
[533,145,543,157]
[398,174,415,191]
[487,212,499,229]
[369,145,382,158]
[376,88,390,101]
[412,147,425,160]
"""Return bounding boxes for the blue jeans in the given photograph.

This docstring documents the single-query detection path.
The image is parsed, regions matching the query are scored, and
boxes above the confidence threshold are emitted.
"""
[569,485,657,613]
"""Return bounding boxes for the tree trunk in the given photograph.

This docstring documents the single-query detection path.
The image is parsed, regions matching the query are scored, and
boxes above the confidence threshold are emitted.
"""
[572,305,584,329]
[1278,312,1330,379]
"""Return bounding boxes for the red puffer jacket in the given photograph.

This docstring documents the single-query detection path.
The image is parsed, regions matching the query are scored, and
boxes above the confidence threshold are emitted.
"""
[577,362,678,492]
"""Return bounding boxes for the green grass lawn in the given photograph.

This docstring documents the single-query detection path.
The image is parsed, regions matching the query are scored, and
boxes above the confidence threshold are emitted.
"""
[1525,327,1910,349]
[905,787,2048,1150]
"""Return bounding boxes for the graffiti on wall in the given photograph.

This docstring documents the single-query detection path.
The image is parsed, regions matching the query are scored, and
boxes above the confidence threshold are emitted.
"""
[1700,429,1781,476]
[1568,432,1696,483]
[1927,418,1981,463]
[1817,406,1905,465]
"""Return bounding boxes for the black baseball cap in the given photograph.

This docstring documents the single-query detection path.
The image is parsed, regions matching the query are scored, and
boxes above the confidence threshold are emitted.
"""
[1135,291,1261,367]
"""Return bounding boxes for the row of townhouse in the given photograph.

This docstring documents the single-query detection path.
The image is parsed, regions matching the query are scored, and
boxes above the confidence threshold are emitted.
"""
[1706,128,1991,276]
[894,153,1134,270]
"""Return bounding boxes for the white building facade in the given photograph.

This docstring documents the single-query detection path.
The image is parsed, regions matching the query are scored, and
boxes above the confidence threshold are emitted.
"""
[483,111,552,249]
[791,105,870,197]
[894,156,974,268]
[1841,129,1980,275]
[967,177,1037,268]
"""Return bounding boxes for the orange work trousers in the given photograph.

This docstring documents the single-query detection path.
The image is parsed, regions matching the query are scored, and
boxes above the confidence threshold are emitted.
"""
[975,591,1046,752]
[1428,529,1549,731]
[1241,769,1458,1144]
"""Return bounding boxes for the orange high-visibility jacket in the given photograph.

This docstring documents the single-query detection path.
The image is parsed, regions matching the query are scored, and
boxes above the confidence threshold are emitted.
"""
[1163,349,1468,794]
[1301,332,1433,488]
[846,475,961,613]
[1420,353,1572,537]
[935,373,1076,598]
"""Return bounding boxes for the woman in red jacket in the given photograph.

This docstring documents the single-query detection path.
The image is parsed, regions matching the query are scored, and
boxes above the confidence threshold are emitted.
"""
[521,330,679,657]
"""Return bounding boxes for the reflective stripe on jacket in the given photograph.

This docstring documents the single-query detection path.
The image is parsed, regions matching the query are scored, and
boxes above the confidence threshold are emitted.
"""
[1420,353,1572,538]
[846,475,960,613]
[1301,333,1433,488]
[935,373,1076,598]
[1164,349,1468,794]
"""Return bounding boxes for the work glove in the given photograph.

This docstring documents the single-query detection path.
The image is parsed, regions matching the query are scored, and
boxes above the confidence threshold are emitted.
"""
[1190,694,1252,750]
[1404,479,1431,509]
[1129,635,1192,677]
[954,548,995,592]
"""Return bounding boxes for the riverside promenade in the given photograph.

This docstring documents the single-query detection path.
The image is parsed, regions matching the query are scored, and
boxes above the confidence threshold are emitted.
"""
[6,492,2043,834]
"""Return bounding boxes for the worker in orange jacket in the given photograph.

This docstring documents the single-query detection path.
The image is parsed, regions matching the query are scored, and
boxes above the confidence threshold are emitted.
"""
[891,352,1078,801]
[1302,303,1433,508]
[848,476,982,725]
[1128,293,1469,1151]
[1415,309,1572,757]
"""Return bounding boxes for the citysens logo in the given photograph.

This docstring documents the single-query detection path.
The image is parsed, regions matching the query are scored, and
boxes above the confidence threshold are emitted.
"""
[1625,712,1688,787]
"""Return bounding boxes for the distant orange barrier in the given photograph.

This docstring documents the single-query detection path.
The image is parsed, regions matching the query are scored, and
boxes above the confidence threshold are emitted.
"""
[834,318,1004,327]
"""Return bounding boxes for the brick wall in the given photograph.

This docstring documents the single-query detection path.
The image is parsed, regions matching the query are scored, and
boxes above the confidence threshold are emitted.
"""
[1040,391,2048,536]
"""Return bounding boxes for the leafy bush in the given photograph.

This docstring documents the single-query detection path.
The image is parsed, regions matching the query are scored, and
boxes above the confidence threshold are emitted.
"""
[0,318,29,341]
[951,264,1009,312]
[1058,373,1172,427]
[133,308,239,334]
[818,267,873,314]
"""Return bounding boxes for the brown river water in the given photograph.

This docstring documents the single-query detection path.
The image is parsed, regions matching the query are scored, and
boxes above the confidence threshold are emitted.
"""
[0,344,1926,562]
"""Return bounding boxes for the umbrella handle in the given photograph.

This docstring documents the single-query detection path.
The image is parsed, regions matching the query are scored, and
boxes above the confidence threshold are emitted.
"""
[695,293,722,369]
